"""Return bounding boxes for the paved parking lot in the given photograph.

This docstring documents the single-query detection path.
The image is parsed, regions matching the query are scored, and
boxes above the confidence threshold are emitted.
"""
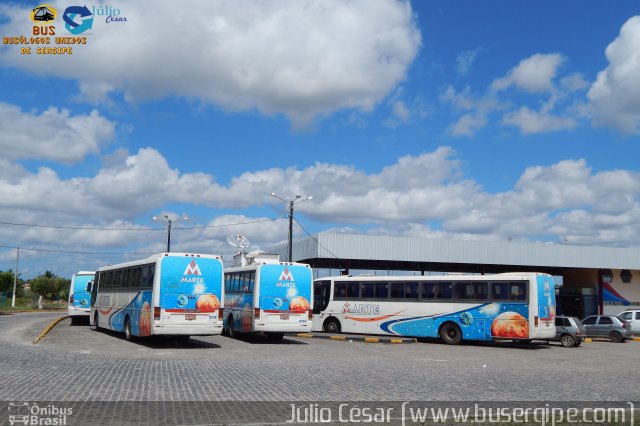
[0,312,638,405]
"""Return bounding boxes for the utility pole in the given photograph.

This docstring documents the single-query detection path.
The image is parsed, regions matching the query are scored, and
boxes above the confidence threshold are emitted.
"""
[11,246,19,308]
[153,215,188,252]
[270,193,313,262]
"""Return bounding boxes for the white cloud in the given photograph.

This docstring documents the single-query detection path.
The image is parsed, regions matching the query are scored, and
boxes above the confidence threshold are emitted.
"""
[492,53,565,93]
[0,102,116,164]
[392,100,411,122]
[1,145,640,272]
[0,0,422,129]
[449,113,487,136]
[456,49,481,76]
[502,107,576,134]
[588,16,640,134]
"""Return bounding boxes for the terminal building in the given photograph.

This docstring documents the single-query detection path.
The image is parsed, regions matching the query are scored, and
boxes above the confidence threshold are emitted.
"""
[269,232,640,318]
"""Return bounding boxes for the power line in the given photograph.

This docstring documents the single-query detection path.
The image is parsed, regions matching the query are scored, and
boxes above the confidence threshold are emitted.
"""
[0,217,286,231]
[292,217,341,260]
[0,244,155,256]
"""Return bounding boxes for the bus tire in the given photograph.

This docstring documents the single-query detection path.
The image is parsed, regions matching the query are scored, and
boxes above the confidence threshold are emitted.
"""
[228,315,237,339]
[323,317,341,334]
[439,322,462,345]
[94,312,101,332]
[124,316,132,341]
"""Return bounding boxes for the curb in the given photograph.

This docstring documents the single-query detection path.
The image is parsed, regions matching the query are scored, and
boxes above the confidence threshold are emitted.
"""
[295,332,416,344]
[33,315,69,344]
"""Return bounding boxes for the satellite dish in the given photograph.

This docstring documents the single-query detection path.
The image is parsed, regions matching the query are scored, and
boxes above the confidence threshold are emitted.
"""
[226,234,250,250]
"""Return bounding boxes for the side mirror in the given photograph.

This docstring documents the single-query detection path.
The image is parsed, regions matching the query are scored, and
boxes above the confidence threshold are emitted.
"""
[86,281,93,292]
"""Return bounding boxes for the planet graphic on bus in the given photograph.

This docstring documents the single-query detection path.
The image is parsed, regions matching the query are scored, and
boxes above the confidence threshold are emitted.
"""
[289,296,309,312]
[139,301,152,336]
[196,294,220,312]
[491,311,528,338]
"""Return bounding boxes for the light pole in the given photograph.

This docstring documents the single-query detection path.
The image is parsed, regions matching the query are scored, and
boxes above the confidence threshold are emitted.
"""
[153,215,188,252]
[270,193,313,262]
[11,246,19,308]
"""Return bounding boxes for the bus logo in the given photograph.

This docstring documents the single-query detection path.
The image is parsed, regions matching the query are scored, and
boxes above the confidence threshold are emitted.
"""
[279,268,294,282]
[183,260,201,276]
[31,5,57,23]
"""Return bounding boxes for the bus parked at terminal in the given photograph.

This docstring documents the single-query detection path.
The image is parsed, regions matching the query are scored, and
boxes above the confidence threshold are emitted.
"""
[68,270,95,324]
[312,272,556,344]
[224,253,312,340]
[90,253,224,343]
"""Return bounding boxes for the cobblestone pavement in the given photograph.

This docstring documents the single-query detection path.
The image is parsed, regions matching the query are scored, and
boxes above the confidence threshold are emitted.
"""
[1,312,639,403]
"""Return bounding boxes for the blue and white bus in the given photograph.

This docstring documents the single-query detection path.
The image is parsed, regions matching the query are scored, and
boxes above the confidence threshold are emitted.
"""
[68,271,95,324]
[223,256,313,340]
[90,253,224,343]
[312,272,556,344]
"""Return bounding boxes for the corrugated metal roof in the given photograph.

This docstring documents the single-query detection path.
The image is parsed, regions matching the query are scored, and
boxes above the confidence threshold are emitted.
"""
[269,232,640,270]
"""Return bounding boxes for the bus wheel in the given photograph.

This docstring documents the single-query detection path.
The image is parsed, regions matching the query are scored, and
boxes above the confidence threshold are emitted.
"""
[94,313,101,332]
[324,318,341,334]
[560,334,576,347]
[124,317,132,341]
[610,331,623,343]
[228,316,237,339]
[440,323,462,345]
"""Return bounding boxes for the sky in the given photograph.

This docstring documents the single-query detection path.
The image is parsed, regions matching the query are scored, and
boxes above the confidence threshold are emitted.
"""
[0,0,639,279]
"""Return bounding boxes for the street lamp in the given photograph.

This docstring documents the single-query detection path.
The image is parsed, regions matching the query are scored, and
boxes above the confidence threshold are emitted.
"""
[270,193,313,262]
[153,214,188,252]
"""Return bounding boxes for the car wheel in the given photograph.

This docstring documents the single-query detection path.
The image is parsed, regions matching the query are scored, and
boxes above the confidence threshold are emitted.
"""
[324,318,341,334]
[610,331,623,343]
[440,323,462,345]
[560,334,576,347]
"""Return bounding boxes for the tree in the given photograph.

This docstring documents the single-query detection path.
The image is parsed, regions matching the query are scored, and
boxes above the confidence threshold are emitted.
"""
[30,271,68,309]
[0,270,25,298]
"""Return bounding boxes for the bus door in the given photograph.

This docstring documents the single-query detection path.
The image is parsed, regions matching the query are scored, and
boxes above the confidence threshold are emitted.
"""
[313,280,331,315]
[158,256,223,328]
[259,264,312,326]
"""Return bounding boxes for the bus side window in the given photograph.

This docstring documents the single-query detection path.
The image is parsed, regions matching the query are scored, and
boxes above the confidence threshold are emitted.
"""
[361,282,375,299]
[405,282,418,300]
[346,282,359,299]
[148,265,155,288]
[375,282,389,299]
[390,282,404,299]
[491,282,509,300]
[510,282,526,301]
[334,282,347,300]
[247,272,255,292]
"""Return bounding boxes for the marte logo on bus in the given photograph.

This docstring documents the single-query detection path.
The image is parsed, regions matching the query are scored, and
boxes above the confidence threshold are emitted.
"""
[181,260,204,283]
[342,303,380,315]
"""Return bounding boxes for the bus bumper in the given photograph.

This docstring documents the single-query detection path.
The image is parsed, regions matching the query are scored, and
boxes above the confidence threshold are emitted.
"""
[68,307,90,317]
[253,323,312,333]
[152,323,224,336]
[529,329,556,339]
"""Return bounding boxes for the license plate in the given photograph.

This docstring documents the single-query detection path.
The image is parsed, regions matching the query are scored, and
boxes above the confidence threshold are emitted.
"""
[280,314,289,320]
[185,314,196,321]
